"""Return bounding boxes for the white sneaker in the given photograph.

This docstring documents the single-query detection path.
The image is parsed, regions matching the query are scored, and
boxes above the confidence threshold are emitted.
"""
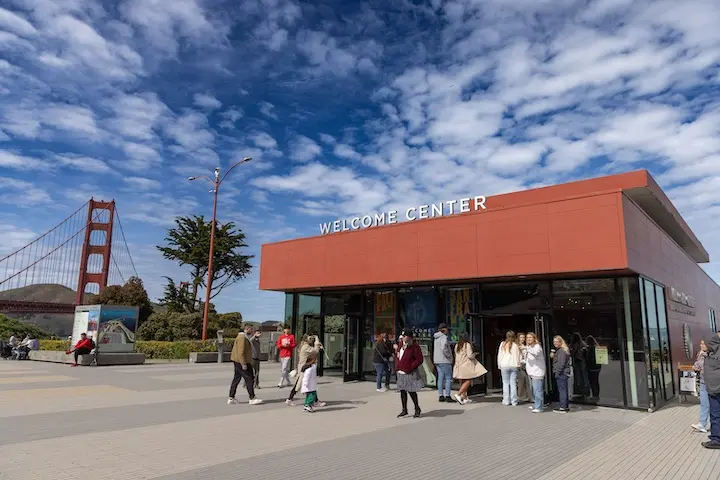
[463,398,473,404]
[313,401,326,407]
[691,423,708,433]
[248,398,264,405]
[285,399,295,406]
[377,388,387,393]
[227,397,238,405]
[303,405,314,413]
[454,394,464,404]
[531,408,542,413]
[529,405,534,410]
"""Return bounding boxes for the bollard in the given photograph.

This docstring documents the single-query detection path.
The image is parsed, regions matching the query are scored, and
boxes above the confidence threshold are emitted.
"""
[216,330,224,363]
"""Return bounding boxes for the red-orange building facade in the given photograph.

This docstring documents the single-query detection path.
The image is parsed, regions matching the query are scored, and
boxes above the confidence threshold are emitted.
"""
[259,170,720,411]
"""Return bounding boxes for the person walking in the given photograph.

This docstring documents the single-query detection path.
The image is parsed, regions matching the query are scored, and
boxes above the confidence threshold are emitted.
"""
[497,330,522,406]
[276,326,296,388]
[692,339,709,433]
[433,323,453,402]
[453,332,487,405]
[373,333,393,392]
[586,335,602,402]
[395,331,424,418]
[250,329,262,388]
[702,334,720,449]
[286,334,325,407]
[525,332,546,413]
[227,329,264,405]
[552,335,571,413]
[301,351,320,413]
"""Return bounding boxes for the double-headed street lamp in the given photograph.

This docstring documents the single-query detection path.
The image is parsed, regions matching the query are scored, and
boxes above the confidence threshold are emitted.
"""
[188,156,252,341]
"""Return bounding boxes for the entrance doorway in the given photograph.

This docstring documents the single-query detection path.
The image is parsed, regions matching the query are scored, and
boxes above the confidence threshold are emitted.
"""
[481,314,536,391]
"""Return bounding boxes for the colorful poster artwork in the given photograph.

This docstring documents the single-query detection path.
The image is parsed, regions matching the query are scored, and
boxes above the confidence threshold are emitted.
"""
[97,307,139,353]
[402,289,436,331]
[446,289,473,341]
[374,292,395,340]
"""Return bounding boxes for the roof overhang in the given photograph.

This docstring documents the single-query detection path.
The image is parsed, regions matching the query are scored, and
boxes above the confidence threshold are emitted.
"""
[624,173,709,263]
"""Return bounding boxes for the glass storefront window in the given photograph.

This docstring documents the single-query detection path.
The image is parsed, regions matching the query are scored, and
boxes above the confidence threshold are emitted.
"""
[551,278,625,407]
[284,293,295,328]
[710,308,717,333]
[297,293,321,344]
[619,277,650,409]
[322,294,346,377]
[481,282,551,313]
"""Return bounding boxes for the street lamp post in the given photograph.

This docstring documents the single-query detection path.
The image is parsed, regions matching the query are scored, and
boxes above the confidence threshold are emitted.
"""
[188,156,251,341]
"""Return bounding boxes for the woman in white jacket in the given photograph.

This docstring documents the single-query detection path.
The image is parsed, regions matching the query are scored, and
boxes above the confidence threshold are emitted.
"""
[497,330,521,406]
[525,332,546,413]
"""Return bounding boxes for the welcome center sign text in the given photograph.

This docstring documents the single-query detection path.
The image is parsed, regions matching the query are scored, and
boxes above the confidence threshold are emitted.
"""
[319,196,487,235]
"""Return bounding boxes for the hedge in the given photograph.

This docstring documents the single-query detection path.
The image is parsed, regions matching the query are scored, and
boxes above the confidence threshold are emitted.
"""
[39,340,235,359]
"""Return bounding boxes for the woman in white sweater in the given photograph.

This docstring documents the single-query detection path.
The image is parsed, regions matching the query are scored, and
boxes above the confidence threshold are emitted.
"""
[497,330,521,406]
[525,332,546,413]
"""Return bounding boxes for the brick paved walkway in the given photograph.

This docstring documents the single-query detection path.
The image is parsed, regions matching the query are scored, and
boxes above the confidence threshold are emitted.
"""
[0,360,718,479]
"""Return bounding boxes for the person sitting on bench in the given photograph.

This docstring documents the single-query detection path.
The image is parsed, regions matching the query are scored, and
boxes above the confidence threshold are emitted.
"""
[66,333,95,366]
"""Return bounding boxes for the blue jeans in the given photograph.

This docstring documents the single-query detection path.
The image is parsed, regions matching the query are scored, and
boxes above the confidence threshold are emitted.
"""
[556,374,569,409]
[374,363,390,389]
[710,393,720,444]
[531,377,544,410]
[501,367,518,405]
[700,380,710,428]
[436,363,452,397]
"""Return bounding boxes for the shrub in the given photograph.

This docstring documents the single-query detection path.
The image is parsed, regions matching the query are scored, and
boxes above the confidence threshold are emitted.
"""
[0,314,51,339]
[40,339,71,351]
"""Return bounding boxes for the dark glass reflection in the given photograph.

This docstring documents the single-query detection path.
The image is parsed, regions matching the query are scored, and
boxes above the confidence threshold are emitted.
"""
[481,282,551,313]
[620,277,650,409]
[552,279,624,407]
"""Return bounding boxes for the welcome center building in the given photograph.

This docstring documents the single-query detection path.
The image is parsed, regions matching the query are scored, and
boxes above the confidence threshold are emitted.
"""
[258,170,720,411]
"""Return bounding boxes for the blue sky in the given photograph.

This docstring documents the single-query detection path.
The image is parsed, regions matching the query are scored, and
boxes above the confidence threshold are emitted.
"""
[1,0,720,322]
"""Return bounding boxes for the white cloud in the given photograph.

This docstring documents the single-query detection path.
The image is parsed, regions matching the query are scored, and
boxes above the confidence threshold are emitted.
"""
[193,93,222,110]
[104,92,168,141]
[120,0,227,58]
[259,101,278,120]
[0,6,37,37]
[123,176,161,190]
[289,135,322,162]
[0,150,46,170]
[0,224,37,255]
[55,154,112,173]
[251,132,278,149]
[333,143,361,160]
[0,177,51,206]
[318,133,336,145]
[164,111,214,150]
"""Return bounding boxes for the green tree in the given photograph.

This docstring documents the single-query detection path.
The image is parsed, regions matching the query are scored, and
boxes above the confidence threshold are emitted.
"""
[96,276,154,324]
[158,277,195,313]
[0,314,49,339]
[137,311,204,341]
[157,215,253,311]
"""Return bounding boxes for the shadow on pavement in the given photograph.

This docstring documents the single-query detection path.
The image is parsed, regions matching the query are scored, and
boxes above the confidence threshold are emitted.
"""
[318,406,357,413]
[421,409,465,418]
[323,400,368,406]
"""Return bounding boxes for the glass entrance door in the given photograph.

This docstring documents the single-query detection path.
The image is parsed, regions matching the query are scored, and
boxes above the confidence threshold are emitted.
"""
[344,315,361,381]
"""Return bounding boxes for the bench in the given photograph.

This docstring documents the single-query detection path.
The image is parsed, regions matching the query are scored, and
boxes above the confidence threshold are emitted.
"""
[29,350,146,366]
[189,351,231,363]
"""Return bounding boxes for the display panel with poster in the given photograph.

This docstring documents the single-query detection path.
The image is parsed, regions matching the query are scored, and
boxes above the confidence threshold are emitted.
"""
[373,291,395,340]
[96,306,139,352]
[72,305,101,347]
[445,287,476,341]
[399,287,437,387]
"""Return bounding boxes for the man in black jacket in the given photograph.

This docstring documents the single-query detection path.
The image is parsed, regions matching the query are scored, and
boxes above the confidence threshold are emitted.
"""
[703,334,720,449]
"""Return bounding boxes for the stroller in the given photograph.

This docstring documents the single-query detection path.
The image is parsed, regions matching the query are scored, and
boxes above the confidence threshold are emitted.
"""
[1,341,12,359]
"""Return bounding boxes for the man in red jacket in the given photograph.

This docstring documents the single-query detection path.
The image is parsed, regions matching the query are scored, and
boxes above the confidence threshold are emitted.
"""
[66,333,94,367]
[275,326,296,387]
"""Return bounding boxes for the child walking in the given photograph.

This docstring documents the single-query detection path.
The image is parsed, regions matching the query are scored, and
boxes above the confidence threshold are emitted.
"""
[301,351,319,413]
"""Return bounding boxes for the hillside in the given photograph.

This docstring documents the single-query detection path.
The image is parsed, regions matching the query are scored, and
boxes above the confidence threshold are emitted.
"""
[0,284,96,304]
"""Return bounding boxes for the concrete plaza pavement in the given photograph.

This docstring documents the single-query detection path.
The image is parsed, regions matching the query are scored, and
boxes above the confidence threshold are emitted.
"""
[0,360,719,480]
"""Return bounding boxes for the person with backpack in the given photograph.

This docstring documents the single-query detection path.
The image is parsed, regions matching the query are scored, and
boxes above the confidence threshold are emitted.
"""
[453,332,487,404]
[702,334,720,449]
[433,323,453,402]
